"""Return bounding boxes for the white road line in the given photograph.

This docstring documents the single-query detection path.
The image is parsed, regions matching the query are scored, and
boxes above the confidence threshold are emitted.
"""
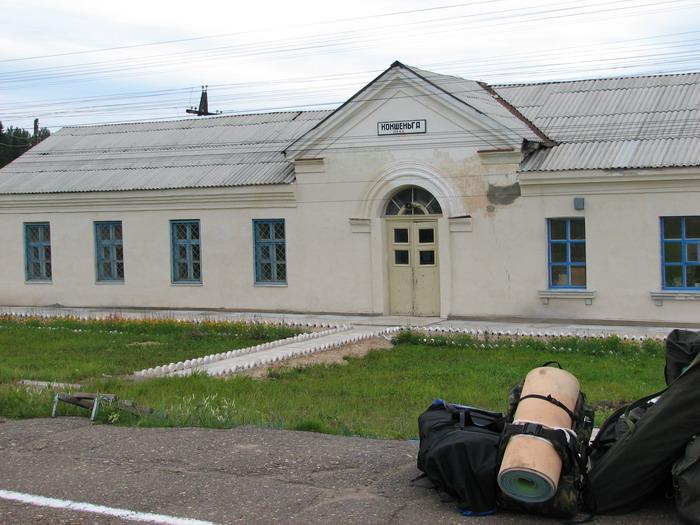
[0,489,219,525]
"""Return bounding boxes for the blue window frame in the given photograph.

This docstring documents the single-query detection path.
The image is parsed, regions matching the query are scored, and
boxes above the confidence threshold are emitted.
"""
[171,220,201,283]
[254,219,286,284]
[24,222,52,281]
[95,221,124,282]
[661,216,700,290]
[547,218,586,288]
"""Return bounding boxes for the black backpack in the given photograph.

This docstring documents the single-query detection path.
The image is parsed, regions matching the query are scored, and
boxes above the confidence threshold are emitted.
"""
[665,329,700,386]
[587,353,700,514]
[672,435,700,524]
[416,400,505,515]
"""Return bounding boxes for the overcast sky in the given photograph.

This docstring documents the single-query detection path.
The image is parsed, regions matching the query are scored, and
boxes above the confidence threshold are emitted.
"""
[2,0,700,131]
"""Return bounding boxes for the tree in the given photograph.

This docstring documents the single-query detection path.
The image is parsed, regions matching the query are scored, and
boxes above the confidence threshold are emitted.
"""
[0,124,51,168]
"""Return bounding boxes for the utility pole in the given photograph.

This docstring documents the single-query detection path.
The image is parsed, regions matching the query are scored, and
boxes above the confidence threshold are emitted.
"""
[186,86,220,116]
[33,118,39,145]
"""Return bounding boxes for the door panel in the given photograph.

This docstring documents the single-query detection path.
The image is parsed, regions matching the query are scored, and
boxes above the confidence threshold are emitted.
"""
[387,220,440,316]
[413,222,440,316]
[388,224,413,315]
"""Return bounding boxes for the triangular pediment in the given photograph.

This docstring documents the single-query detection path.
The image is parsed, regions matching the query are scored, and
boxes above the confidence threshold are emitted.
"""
[286,62,548,160]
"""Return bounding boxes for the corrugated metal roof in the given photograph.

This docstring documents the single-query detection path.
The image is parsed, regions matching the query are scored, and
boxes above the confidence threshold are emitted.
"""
[494,71,700,171]
[2,68,699,191]
[408,65,544,144]
[520,138,700,172]
[0,111,331,194]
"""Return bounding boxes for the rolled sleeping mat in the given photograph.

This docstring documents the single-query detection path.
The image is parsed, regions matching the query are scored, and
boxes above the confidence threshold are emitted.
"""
[498,367,580,503]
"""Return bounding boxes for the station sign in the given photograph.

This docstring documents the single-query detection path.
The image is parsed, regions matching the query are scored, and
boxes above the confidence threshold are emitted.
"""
[377,119,427,136]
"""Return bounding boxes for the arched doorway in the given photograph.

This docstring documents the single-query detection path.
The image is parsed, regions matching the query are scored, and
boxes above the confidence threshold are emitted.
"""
[384,186,442,316]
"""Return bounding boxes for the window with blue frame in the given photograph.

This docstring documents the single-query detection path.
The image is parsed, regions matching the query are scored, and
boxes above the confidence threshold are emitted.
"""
[95,221,124,282]
[171,220,201,283]
[661,216,700,290]
[254,219,286,284]
[25,222,52,281]
[547,218,586,288]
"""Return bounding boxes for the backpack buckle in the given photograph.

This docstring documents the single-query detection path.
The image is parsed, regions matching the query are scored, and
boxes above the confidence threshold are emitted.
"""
[522,422,543,436]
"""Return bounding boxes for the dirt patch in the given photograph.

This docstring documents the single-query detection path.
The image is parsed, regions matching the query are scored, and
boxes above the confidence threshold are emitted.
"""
[243,336,394,379]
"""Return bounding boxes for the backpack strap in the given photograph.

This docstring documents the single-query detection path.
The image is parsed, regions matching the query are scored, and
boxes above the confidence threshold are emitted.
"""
[517,393,577,424]
[502,421,575,470]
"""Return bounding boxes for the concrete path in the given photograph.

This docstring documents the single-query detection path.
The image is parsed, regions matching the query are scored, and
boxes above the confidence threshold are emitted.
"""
[140,325,400,378]
[0,418,681,525]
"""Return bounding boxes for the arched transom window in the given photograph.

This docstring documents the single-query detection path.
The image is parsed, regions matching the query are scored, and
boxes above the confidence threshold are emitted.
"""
[384,186,442,216]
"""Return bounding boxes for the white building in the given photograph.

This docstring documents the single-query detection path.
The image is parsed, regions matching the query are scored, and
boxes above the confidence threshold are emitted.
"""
[1,62,699,323]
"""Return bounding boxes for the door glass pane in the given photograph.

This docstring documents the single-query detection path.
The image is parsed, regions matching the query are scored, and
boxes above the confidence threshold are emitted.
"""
[419,250,435,265]
[418,229,434,244]
[394,250,409,265]
[570,266,586,286]
[665,266,683,287]
[394,228,408,243]
[664,242,682,263]
[685,217,700,239]
[663,217,682,239]
[550,265,568,286]
[549,219,566,240]
[550,243,567,263]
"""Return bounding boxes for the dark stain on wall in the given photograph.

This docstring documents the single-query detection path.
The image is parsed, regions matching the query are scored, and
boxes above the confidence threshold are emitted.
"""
[487,182,521,205]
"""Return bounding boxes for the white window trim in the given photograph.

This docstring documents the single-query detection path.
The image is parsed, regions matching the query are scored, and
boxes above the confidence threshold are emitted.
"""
[538,289,596,305]
[650,291,700,306]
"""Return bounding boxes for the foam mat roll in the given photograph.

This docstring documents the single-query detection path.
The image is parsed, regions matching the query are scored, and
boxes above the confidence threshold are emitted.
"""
[497,436,559,502]
[498,367,580,503]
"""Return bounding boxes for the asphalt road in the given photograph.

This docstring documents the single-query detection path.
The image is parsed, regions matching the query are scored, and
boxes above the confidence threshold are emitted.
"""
[0,418,681,524]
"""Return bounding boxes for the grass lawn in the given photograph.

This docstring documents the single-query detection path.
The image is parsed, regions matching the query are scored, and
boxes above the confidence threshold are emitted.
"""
[0,316,301,383]
[0,317,667,439]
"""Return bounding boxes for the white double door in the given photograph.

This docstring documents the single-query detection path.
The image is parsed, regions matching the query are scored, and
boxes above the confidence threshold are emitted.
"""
[387,219,440,316]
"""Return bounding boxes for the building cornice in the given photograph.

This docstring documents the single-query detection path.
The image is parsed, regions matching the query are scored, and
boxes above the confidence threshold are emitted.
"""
[0,186,297,213]
[519,167,700,196]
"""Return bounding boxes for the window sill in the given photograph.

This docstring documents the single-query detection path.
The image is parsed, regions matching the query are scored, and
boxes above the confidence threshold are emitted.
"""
[650,291,700,306]
[538,289,596,305]
[95,280,125,285]
[24,280,52,285]
[254,282,288,287]
[171,282,203,286]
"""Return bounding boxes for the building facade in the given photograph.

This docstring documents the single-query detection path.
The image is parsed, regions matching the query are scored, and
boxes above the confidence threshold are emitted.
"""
[1,62,699,322]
